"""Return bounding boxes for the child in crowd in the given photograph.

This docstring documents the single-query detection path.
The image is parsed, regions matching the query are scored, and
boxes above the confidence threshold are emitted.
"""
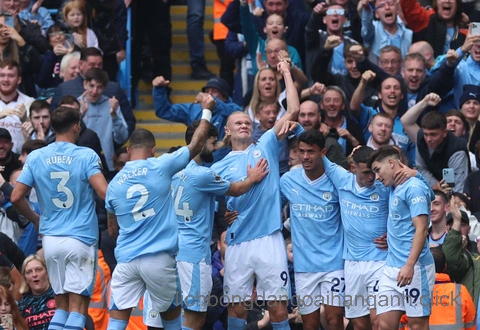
[62,0,98,50]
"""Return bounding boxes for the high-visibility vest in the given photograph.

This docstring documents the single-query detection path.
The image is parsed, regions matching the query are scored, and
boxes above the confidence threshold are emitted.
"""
[126,298,147,330]
[213,0,233,40]
[401,273,476,330]
[88,250,112,330]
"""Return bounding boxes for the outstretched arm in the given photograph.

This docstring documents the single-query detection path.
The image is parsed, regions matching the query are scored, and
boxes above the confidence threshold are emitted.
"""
[273,61,300,139]
[350,70,376,115]
[187,95,216,160]
[400,93,441,144]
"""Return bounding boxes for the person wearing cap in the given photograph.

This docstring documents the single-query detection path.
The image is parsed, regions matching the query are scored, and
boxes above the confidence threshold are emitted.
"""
[0,127,22,182]
[459,84,480,154]
[443,198,480,308]
[153,75,241,162]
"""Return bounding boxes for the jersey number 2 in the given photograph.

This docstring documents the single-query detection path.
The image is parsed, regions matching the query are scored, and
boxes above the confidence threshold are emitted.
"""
[50,171,74,208]
[126,184,155,221]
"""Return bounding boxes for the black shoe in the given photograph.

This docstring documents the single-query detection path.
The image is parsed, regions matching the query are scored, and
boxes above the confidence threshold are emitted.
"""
[191,65,215,80]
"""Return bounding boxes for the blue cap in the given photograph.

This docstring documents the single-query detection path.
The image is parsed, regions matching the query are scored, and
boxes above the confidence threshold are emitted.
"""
[202,78,230,99]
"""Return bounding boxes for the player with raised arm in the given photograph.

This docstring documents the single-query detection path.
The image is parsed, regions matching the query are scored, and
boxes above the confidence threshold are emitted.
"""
[11,106,108,330]
[280,129,344,330]
[104,96,216,330]
[172,120,268,330]
[210,60,300,330]
[368,146,435,330]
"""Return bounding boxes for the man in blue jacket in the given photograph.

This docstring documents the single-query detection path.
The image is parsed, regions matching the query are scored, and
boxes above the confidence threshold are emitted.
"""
[153,76,242,161]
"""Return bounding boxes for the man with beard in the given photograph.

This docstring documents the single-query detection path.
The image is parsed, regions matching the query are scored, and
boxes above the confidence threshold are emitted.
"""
[351,70,436,167]
[366,113,396,150]
[320,86,364,156]
[352,46,457,116]
[0,60,34,155]
[171,119,268,330]
[298,100,348,169]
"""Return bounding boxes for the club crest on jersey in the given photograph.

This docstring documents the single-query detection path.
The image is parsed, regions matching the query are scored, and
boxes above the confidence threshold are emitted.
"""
[149,310,159,319]
[393,197,398,206]
[253,150,262,158]
[214,174,222,181]
[322,192,332,201]
[370,193,379,201]
[224,285,230,295]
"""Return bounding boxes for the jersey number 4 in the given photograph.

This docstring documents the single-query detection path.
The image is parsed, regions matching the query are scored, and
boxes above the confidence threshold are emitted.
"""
[127,184,156,221]
[174,186,193,222]
[50,171,74,208]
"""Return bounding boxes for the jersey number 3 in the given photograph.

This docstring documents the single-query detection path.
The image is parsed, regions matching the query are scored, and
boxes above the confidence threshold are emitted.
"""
[50,171,74,208]
[127,184,156,221]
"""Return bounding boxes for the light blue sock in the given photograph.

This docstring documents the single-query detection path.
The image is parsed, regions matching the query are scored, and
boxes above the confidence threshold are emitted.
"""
[64,312,86,330]
[181,326,193,330]
[48,309,69,330]
[162,314,182,330]
[107,318,128,330]
[228,316,246,330]
[271,319,290,330]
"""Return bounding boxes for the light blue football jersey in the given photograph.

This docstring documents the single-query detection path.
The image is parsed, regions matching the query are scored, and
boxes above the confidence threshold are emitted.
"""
[323,157,388,261]
[105,147,190,263]
[210,129,283,245]
[280,168,344,273]
[173,160,231,264]
[17,142,102,246]
[387,177,434,267]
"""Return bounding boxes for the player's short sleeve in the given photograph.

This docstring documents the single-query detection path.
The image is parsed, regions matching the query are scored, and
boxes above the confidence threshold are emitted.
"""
[406,182,430,218]
[258,128,280,160]
[16,153,36,188]
[83,149,102,179]
[279,173,290,206]
[105,185,115,214]
[157,146,191,177]
[193,168,231,195]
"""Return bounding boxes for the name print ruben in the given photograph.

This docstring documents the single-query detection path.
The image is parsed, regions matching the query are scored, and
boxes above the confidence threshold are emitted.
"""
[45,155,73,166]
